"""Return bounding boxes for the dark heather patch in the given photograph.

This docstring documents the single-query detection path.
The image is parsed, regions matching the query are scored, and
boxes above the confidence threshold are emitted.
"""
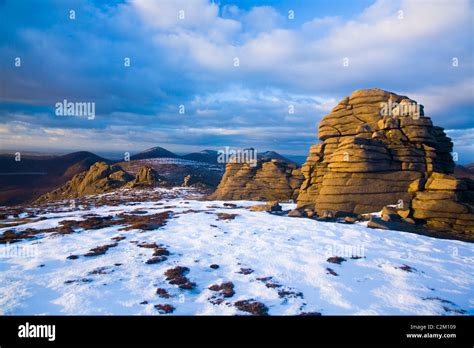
[326,268,338,276]
[327,256,347,264]
[137,242,159,249]
[238,268,254,275]
[64,278,93,284]
[156,288,172,299]
[0,228,41,244]
[423,297,456,305]
[84,243,118,257]
[111,235,126,241]
[154,304,175,314]
[216,213,238,220]
[208,282,235,298]
[1,211,170,243]
[55,216,115,234]
[442,307,466,314]
[164,266,189,279]
[145,256,167,264]
[164,266,196,290]
[277,288,303,299]
[255,277,302,299]
[117,211,171,231]
[88,266,114,275]
[152,246,170,256]
[210,264,220,269]
[0,217,44,229]
[398,264,416,272]
[209,298,224,305]
[234,299,269,316]
[265,282,282,289]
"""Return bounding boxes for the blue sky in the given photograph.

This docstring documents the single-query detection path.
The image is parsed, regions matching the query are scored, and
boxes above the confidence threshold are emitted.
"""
[0,0,473,163]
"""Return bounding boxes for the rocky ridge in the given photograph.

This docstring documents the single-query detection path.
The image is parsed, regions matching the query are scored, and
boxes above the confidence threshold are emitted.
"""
[35,162,162,202]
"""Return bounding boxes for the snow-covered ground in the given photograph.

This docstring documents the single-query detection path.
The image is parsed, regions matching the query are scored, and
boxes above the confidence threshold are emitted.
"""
[0,188,472,315]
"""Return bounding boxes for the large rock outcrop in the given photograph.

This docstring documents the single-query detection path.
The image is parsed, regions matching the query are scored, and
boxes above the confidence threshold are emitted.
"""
[296,88,473,236]
[210,158,303,201]
[297,88,455,214]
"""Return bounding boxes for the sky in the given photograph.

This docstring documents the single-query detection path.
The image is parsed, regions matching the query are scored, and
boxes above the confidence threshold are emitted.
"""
[0,0,473,162]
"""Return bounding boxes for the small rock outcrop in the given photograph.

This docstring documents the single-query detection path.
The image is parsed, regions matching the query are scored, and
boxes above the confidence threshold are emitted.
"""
[249,201,282,212]
[180,174,213,188]
[210,158,303,201]
[182,175,191,187]
[126,166,164,188]
[411,173,474,234]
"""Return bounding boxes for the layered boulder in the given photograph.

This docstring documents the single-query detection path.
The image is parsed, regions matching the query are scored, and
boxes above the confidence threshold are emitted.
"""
[297,89,455,214]
[210,158,303,201]
[411,173,474,233]
[296,88,473,236]
[126,166,165,188]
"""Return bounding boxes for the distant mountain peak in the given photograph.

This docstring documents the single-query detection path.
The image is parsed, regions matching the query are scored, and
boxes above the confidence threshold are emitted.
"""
[142,146,168,152]
[131,146,178,160]
[258,151,295,165]
[198,149,217,154]
[182,149,219,164]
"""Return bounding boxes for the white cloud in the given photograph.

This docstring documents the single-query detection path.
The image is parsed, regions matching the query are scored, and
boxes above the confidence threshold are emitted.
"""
[241,6,283,33]
[131,0,241,40]
[1,0,473,158]
[446,128,474,163]
[131,0,473,93]
[406,78,474,115]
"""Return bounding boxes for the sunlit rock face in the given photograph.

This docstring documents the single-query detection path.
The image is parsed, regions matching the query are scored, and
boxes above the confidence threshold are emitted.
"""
[296,89,461,215]
[210,158,303,202]
[36,162,134,203]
